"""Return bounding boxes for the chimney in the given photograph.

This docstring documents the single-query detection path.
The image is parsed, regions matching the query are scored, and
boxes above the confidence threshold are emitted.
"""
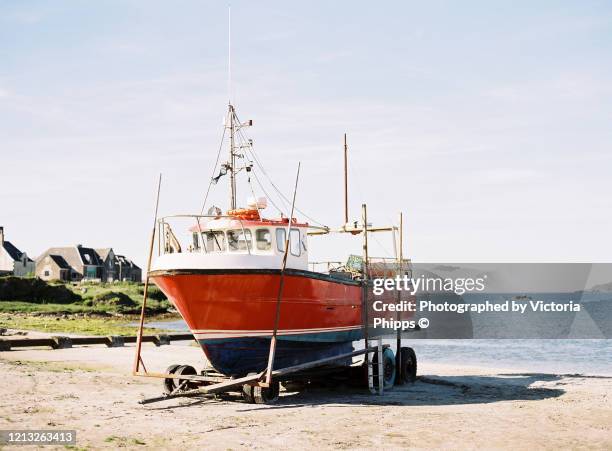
[0,226,4,246]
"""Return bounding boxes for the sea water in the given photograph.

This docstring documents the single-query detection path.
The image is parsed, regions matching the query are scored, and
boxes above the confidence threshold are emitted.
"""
[404,339,612,376]
[144,318,612,376]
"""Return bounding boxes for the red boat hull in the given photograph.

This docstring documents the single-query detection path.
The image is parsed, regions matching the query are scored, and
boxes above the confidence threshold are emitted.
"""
[151,268,413,375]
[151,269,365,374]
[151,269,364,340]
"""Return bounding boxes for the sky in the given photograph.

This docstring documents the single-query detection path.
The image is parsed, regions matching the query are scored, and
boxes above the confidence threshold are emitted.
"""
[1,0,612,267]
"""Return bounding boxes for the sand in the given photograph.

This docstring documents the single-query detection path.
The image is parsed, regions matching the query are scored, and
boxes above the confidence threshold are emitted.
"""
[1,335,611,450]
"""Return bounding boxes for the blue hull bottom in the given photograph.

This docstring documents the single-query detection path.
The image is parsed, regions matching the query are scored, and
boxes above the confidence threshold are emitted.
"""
[199,331,361,376]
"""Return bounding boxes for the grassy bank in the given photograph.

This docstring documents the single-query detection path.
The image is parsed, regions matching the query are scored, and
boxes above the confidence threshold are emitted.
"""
[0,313,174,336]
[0,277,171,314]
[0,277,178,336]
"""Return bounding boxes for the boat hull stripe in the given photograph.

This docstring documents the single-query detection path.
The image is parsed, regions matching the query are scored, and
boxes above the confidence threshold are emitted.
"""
[192,325,362,339]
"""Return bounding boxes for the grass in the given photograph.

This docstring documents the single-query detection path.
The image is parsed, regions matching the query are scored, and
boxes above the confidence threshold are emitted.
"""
[0,280,171,314]
[0,279,177,335]
[0,313,174,336]
[104,436,146,446]
[0,301,101,314]
[73,281,167,304]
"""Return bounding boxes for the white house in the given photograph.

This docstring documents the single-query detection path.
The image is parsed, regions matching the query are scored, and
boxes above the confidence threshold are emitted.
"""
[0,226,35,277]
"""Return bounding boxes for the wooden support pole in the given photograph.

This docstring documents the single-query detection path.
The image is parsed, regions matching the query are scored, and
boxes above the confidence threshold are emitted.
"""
[362,203,376,393]
[362,204,369,349]
[396,212,403,380]
[264,163,301,385]
[132,174,162,375]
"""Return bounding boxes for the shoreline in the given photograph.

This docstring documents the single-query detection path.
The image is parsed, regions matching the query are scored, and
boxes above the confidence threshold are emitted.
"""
[1,341,611,449]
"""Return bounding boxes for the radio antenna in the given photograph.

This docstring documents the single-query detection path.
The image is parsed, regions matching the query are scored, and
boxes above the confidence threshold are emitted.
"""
[228,5,231,104]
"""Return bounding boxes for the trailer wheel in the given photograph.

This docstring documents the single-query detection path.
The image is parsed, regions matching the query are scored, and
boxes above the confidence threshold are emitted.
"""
[242,384,255,403]
[175,365,197,390]
[253,381,280,404]
[372,348,396,389]
[163,364,181,394]
[399,347,417,384]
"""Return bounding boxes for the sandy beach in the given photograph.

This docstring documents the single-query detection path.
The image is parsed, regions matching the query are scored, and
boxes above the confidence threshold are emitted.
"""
[1,336,611,450]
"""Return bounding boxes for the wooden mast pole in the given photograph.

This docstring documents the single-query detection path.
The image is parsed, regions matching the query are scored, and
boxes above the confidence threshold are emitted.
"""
[264,162,301,385]
[344,133,349,225]
[133,174,162,374]
[229,105,236,210]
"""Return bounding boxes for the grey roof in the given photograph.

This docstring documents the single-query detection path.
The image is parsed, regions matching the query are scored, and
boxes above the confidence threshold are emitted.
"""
[115,255,140,269]
[77,246,102,266]
[48,255,71,269]
[2,241,26,261]
[95,248,113,261]
[37,246,104,273]
[38,247,84,270]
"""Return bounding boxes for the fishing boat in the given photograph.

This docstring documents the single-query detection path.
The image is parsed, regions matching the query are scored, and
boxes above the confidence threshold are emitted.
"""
[147,98,412,377]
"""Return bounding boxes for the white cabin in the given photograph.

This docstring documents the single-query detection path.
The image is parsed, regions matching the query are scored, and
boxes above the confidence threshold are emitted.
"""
[150,216,310,272]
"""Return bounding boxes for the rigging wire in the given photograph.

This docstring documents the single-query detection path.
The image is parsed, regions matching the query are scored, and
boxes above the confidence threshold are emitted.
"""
[250,169,285,215]
[248,145,327,227]
[200,125,227,214]
[201,105,328,227]
[235,124,328,227]
[246,174,264,220]
[232,118,289,210]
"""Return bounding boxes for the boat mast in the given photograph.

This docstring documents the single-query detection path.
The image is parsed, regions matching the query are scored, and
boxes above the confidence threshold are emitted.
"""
[227,6,237,211]
[228,104,237,210]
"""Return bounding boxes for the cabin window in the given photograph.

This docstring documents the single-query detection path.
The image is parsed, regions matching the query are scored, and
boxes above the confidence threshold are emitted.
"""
[205,231,226,252]
[256,229,272,251]
[276,228,301,256]
[276,228,286,252]
[227,229,252,252]
[44,270,50,277]
[290,229,301,256]
[192,232,200,250]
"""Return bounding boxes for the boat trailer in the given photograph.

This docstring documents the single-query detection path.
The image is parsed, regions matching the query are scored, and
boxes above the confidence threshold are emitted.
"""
[136,339,415,405]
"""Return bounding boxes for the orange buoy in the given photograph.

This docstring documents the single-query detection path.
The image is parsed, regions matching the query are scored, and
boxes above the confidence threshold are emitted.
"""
[227,208,260,220]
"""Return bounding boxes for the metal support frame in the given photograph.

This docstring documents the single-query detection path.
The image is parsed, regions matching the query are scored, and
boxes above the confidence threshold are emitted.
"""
[138,343,389,404]
[395,212,403,378]
[365,337,384,395]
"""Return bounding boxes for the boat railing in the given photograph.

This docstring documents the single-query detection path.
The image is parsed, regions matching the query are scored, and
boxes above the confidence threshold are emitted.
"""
[366,256,412,278]
[308,261,344,274]
[157,214,253,257]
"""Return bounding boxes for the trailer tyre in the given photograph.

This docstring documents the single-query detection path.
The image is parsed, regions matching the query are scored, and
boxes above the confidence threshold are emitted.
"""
[175,365,197,390]
[399,347,417,384]
[163,364,181,394]
[253,381,280,404]
[242,384,255,403]
[372,348,396,389]
[242,373,258,404]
